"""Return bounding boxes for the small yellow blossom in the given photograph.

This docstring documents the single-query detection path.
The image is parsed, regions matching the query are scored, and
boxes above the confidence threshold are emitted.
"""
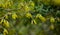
[50,17,55,23]
[0,19,4,24]
[3,19,10,28]
[24,5,30,12]
[36,14,46,22]
[3,29,8,35]
[12,13,18,19]
[31,20,37,24]
[30,2,35,7]
[33,20,37,24]
[25,13,32,18]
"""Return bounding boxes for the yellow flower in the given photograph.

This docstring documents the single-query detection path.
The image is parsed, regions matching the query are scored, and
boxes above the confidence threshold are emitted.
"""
[33,20,37,24]
[12,13,18,19]
[40,17,46,22]
[0,19,4,24]
[36,14,46,22]
[24,5,30,12]
[50,17,55,23]
[3,29,8,35]
[31,20,37,24]
[3,19,10,28]
[36,14,40,18]
[30,1,35,7]
[4,1,12,8]
[25,13,32,18]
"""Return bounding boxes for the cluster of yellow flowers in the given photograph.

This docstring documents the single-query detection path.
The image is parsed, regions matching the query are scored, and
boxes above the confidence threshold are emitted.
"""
[3,19,10,28]
[0,12,18,35]
[24,2,35,12]
[0,19,9,35]
[29,1,35,10]
[0,0,60,35]
[36,14,56,30]
[0,0,13,8]
[18,1,35,12]
[25,13,57,24]
[0,19,10,28]
[36,14,56,23]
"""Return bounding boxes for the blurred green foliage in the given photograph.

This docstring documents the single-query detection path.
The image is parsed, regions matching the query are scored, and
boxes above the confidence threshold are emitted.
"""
[0,0,60,35]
